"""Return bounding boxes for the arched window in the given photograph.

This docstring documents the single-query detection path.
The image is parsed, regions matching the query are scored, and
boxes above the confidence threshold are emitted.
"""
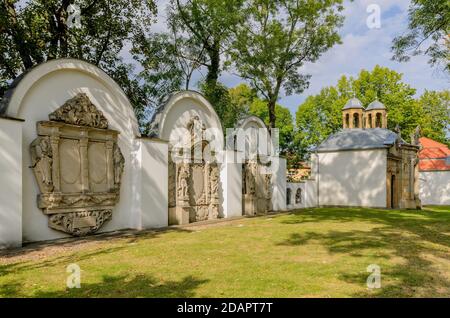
[295,188,302,204]
[345,113,350,128]
[353,113,360,128]
[375,113,382,128]
[368,114,372,128]
[286,188,292,205]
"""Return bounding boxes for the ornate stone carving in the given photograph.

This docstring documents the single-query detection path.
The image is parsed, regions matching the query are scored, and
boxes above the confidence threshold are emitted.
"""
[177,163,190,201]
[30,93,124,236]
[242,161,272,215]
[30,137,54,192]
[168,157,220,225]
[49,210,112,236]
[49,93,108,129]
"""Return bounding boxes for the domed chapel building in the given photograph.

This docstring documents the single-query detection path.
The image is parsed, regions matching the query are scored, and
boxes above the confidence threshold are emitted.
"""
[311,97,421,209]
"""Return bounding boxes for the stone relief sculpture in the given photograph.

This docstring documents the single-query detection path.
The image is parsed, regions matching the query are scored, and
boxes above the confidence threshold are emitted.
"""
[177,163,190,200]
[48,93,108,129]
[30,137,54,192]
[30,93,124,236]
[242,160,271,215]
[210,165,219,196]
[169,160,221,224]
[113,143,125,190]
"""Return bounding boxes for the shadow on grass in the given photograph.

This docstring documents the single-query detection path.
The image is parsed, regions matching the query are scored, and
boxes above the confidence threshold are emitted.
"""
[278,206,450,297]
[1,273,209,298]
[0,226,192,261]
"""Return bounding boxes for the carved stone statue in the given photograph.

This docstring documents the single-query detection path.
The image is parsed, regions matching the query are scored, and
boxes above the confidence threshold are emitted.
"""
[410,125,421,146]
[30,137,53,192]
[246,162,256,195]
[49,93,108,129]
[265,174,272,199]
[113,143,125,190]
[30,93,124,236]
[210,166,219,196]
[177,163,190,200]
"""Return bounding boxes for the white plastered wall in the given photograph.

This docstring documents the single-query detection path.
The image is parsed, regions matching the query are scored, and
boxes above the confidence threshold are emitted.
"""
[286,182,306,210]
[0,118,23,248]
[271,156,287,211]
[132,138,169,229]
[221,150,242,218]
[303,179,318,208]
[317,149,387,207]
[2,59,142,243]
[419,171,450,205]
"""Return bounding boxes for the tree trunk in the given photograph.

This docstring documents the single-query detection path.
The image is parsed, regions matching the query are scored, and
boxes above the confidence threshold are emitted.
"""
[206,43,220,86]
[268,98,276,130]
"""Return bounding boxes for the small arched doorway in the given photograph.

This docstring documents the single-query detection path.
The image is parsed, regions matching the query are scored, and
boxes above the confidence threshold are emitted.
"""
[286,188,292,206]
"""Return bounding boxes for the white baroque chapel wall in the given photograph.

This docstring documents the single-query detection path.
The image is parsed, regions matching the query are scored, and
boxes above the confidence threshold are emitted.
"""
[419,171,450,205]
[317,149,387,207]
[2,59,143,243]
[0,118,23,248]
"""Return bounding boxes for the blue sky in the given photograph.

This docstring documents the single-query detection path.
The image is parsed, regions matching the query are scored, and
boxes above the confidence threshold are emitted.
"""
[150,0,449,115]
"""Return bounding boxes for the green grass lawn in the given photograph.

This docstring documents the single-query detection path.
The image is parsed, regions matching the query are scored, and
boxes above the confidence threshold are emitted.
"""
[1,206,449,298]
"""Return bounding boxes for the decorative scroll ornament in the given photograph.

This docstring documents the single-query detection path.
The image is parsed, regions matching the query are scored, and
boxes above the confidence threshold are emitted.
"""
[48,93,109,129]
[30,93,124,236]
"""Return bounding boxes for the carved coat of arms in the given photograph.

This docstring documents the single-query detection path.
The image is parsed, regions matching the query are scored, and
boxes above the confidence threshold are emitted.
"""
[30,93,124,236]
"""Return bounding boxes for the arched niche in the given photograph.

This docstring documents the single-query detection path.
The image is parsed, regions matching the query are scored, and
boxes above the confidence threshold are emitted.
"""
[234,115,273,216]
[150,91,224,225]
[0,58,139,242]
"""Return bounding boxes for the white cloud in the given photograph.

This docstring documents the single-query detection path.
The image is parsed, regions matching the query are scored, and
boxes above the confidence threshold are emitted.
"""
[142,0,449,114]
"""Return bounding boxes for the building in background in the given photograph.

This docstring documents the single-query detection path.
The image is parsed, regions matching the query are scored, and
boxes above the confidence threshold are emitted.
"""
[418,137,450,205]
[308,98,421,209]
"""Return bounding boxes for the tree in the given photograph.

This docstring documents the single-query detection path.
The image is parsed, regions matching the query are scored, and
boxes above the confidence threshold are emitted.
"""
[392,0,450,73]
[295,66,450,159]
[249,98,294,155]
[166,0,245,124]
[0,0,157,129]
[168,0,244,93]
[416,90,450,145]
[226,83,258,128]
[231,0,344,129]
[131,33,185,133]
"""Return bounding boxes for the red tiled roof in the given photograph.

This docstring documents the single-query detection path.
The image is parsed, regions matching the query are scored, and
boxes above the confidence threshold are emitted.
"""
[419,137,450,171]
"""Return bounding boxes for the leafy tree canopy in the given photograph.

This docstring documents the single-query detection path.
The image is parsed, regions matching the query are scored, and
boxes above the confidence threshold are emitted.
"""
[230,0,345,129]
[295,65,450,159]
[227,83,294,156]
[0,0,158,129]
[392,0,450,73]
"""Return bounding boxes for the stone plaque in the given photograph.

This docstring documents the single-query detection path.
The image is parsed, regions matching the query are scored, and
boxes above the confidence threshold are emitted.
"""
[30,93,124,236]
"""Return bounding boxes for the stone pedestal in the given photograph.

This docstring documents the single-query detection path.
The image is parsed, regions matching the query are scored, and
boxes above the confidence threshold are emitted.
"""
[169,200,190,225]
[243,195,257,216]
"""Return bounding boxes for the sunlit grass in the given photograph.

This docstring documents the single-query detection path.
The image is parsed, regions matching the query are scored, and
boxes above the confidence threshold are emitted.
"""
[1,206,449,297]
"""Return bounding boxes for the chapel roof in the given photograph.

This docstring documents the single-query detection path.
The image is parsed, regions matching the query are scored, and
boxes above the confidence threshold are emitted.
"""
[342,97,363,110]
[314,128,406,153]
[366,99,386,111]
